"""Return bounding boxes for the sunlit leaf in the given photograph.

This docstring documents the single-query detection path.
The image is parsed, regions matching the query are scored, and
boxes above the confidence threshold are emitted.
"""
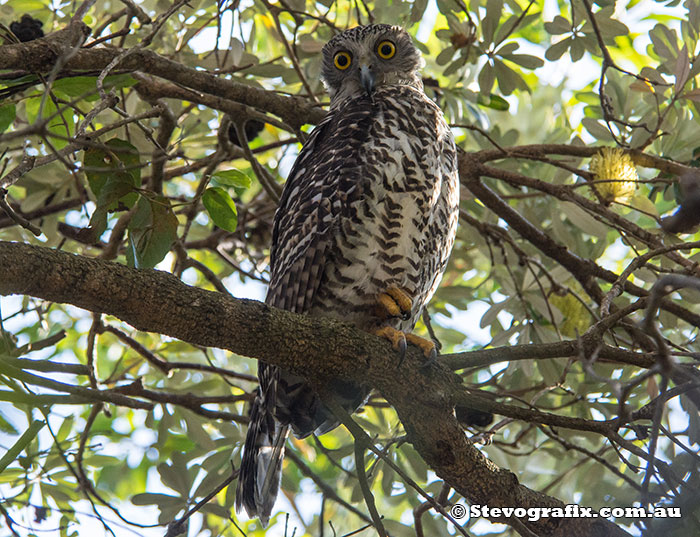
[202,187,238,232]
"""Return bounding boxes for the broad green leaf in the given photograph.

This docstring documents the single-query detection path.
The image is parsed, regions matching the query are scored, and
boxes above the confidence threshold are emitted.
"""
[84,138,141,236]
[477,93,509,110]
[127,196,178,269]
[436,45,455,66]
[0,104,15,133]
[545,37,572,61]
[629,194,659,217]
[544,15,571,35]
[477,62,496,95]
[202,187,238,232]
[84,138,141,197]
[562,202,609,238]
[211,169,252,190]
[410,0,428,22]
[24,96,74,148]
[482,0,504,44]
[581,117,614,141]
[503,53,544,70]
[493,59,527,95]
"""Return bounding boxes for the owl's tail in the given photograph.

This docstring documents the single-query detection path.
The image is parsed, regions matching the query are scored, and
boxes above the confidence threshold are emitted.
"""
[235,392,289,527]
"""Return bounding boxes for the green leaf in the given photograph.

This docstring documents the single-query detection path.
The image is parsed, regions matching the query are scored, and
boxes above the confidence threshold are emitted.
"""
[503,53,544,70]
[0,410,18,435]
[544,15,571,35]
[158,461,190,495]
[211,169,252,191]
[570,37,586,61]
[674,44,690,92]
[477,62,495,95]
[84,138,141,236]
[581,118,613,141]
[55,415,74,443]
[562,202,609,238]
[24,96,74,149]
[545,37,572,61]
[131,492,180,506]
[84,138,141,197]
[202,187,238,232]
[477,93,509,110]
[481,0,504,44]
[495,41,519,56]
[436,45,456,66]
[127,196,178,269]
[0,104,15,134]
[493,59,523,95]
[0,420,44,473]
[410,0,429,22]
[629,194,659,217]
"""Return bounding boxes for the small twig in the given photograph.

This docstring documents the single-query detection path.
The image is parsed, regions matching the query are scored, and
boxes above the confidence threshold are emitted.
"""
[231,119,282,203]
[0,189,42,236]
[0,154,36,190]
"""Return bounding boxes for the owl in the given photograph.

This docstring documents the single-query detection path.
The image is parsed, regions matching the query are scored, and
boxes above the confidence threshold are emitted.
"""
[235,24,459,526]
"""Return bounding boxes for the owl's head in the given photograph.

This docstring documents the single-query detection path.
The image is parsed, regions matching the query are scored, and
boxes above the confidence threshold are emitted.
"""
[321,24,423,104]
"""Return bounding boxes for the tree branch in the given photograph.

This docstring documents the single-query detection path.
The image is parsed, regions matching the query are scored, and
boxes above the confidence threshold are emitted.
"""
[0,240,630,537]
[0,27,324,129]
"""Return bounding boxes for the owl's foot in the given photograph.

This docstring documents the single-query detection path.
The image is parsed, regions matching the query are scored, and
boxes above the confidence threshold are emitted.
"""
[406,333,438,367]
[373,327,437,368]
[376,287,413,321]
[374,326,407,360]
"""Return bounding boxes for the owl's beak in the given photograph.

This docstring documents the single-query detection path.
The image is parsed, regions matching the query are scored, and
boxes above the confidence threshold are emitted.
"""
[359,65,375,95]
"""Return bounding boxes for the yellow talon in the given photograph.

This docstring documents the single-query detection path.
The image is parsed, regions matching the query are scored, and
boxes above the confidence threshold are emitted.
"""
[373,327,438,368]
[376,286,413,320]
[373,326,407,352]
[386,287,413,314]
[406,333,437,360]
[377,293,403,318]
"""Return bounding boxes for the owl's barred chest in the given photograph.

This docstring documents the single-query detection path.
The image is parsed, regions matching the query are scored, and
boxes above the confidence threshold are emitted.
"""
[309,91,459,330]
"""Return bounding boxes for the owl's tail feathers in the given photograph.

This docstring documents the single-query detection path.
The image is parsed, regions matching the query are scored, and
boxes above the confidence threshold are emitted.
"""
[235,396,289,527]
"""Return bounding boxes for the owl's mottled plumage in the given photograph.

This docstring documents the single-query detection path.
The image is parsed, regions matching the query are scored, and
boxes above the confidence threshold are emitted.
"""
[236,24,459,526]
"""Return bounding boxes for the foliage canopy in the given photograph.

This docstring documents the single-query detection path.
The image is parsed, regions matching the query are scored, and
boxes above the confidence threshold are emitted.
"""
[0,0,699,536]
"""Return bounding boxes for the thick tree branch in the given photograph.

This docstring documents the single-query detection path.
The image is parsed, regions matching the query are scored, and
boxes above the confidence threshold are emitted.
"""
[0,240,630,537]
[0,26,324,130]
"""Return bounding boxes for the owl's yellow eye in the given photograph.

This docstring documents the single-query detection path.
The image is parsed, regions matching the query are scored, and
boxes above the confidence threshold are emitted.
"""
[377,40,396,59]
[334,51,352,70]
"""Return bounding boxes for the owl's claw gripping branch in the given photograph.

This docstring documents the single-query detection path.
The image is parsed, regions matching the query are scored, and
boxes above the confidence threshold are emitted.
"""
[376,286,413,321]
[374,326,408,357]
[373,326,437,368]
[406,333,438,364]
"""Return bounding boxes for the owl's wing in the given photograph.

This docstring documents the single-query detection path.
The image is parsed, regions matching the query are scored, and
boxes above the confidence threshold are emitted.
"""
[266,104,370,312]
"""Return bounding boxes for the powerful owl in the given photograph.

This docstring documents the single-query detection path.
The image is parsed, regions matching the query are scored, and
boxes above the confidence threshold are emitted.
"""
[236,24,459,525]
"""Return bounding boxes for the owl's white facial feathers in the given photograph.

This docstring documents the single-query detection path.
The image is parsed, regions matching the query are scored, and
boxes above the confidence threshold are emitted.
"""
[320,24,423,105]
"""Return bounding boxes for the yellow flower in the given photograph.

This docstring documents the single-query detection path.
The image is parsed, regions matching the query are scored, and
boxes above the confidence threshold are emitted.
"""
[589,147,638,203]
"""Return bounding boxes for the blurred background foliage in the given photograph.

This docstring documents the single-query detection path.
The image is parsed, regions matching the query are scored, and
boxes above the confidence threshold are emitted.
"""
[0,0,699,535]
